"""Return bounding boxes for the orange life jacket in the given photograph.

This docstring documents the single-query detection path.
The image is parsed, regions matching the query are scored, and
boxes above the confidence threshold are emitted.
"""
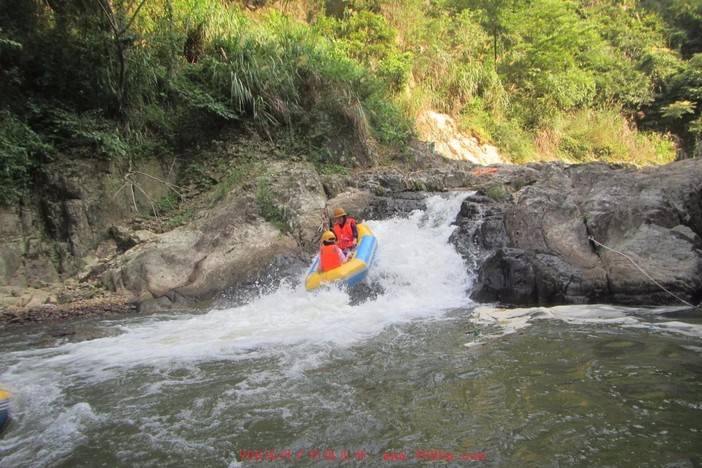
[320,244,344,272]
[333,217,357,250]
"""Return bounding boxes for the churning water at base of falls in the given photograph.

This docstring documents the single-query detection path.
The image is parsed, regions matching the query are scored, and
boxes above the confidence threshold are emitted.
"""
[1,192,701,467]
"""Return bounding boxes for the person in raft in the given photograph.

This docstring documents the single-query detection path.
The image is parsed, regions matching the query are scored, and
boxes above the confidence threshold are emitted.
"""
[330,207,358,255]
[319,230,347,272]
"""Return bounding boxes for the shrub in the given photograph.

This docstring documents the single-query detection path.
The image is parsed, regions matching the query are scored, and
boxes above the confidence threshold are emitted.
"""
[485,184,509,201]
[0,112,52,204]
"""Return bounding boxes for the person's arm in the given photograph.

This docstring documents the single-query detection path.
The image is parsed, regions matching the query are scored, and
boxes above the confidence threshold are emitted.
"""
[336,246,347,262]
[351,220,358,241]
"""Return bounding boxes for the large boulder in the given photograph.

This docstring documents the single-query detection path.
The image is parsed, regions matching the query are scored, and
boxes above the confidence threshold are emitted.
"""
[101,196,297,310]
[450,194,509,267]
[253,161,327,248]
[471,248,609,305]
[459,159,702,306]
[99,161,327,310]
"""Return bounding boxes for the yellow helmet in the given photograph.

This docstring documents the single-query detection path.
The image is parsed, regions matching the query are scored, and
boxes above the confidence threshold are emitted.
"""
[321,231,336,243]
[333,207,347,218]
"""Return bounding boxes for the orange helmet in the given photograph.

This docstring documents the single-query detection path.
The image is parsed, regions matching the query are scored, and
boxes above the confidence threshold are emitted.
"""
[333,208,347,218]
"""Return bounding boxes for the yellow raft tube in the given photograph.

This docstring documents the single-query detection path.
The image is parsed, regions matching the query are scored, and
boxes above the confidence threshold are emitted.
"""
[305,223,378,291]
[0,389,10,431]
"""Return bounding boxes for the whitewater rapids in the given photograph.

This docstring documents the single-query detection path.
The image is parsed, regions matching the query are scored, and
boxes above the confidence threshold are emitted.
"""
[0,193,473,466]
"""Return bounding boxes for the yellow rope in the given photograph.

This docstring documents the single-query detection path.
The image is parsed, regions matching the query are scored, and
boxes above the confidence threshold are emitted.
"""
[588,235,695,307]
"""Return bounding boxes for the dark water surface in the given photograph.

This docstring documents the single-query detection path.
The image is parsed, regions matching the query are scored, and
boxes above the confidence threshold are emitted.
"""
[1,306,701,467]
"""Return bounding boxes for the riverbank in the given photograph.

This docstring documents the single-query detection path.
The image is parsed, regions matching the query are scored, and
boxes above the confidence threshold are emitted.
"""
[0,296,133,328]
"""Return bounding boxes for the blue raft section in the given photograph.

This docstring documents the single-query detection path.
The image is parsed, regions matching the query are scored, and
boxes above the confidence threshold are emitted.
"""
[345,231,377,287]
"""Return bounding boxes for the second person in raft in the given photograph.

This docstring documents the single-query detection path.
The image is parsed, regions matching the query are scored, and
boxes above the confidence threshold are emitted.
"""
[319,230,347,272]
[330,207,358,256]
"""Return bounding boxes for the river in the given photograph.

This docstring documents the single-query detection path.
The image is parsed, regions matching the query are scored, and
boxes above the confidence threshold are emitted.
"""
[0,193,700,467]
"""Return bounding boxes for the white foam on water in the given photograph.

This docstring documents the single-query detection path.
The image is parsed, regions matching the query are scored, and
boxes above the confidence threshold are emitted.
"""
[0,400,102,467]
[464,304,702,348]
[0,192,473,466]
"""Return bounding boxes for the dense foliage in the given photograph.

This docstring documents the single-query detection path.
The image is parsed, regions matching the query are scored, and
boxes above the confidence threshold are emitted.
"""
[0,0,700,204]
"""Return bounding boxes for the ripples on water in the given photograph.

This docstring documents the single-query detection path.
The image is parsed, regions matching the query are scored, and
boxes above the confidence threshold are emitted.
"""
[0,193,700,467]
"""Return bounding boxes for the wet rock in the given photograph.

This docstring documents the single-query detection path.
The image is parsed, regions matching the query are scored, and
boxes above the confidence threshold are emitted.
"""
[471,248,606,305]
[364,192,427,220]
[460,159,702,306]
[348,281,384,305]
[0,296,135,328]
[214,253,309,308]
[450,194,508,269]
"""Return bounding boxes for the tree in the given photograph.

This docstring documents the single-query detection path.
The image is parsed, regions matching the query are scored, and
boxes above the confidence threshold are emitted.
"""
[96,0,150,115]
[445,0,524,63]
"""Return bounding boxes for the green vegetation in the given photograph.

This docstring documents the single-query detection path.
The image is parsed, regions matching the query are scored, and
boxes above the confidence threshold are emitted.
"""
[163,206,195,230]
[156,193,180,214]
[485,184,509,202]
[210,161,260,203]
[0,111,51,204]
[1,0,701,205]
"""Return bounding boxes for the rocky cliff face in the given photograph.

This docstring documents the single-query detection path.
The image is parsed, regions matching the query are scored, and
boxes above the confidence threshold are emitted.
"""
[2,143,700,321]
[0,157,176,309]
[452,159,702,306]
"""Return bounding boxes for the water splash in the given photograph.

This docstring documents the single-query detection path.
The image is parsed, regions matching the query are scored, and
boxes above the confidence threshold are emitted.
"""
[0,192,472,466]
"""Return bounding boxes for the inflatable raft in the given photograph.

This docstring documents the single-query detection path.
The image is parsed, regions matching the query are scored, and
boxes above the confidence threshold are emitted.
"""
[0,389,10,431]
[305,223,377,291]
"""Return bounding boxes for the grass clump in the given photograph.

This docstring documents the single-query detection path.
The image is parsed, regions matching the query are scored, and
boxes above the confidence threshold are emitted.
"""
[538,109,676,165]
[210,161,261,203]
[485,184,510,202]
[163,207,195,231]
